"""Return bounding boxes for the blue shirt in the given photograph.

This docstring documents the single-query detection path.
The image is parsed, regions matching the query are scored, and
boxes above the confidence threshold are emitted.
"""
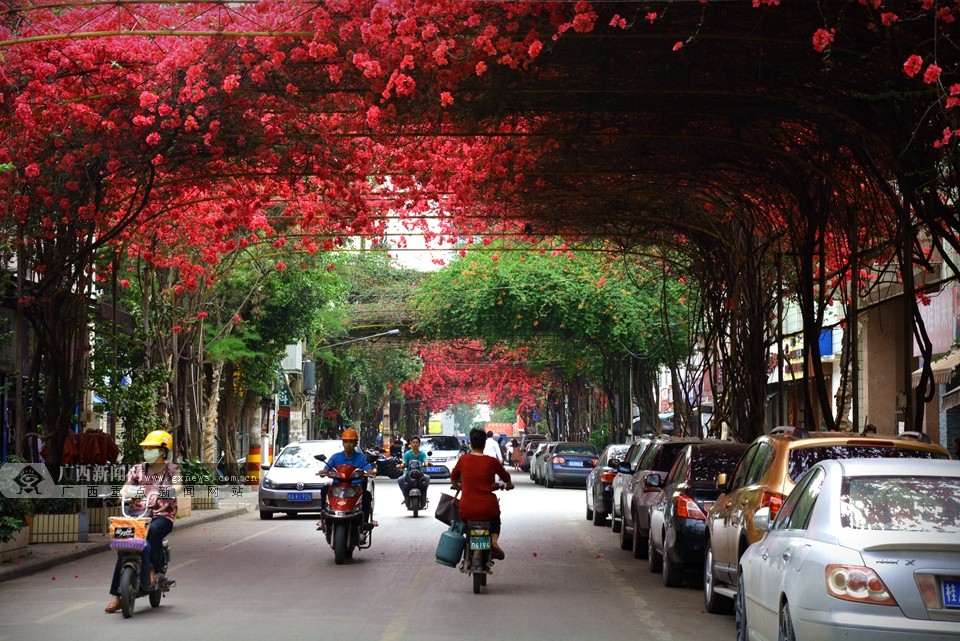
[327,450,373,471]
[402,449,428,477]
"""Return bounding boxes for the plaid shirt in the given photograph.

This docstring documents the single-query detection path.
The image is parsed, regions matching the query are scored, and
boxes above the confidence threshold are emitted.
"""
[127,462,180,523]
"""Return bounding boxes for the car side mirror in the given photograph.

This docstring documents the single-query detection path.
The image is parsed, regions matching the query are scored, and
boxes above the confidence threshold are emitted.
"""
[753,506,772,532]
[314,454,327,462]
[617,463,632,474]
[260,463,271,471]
[715,472,728,491]
[645,473,662,489]
[427,451,434,456]
[608,459,621,469]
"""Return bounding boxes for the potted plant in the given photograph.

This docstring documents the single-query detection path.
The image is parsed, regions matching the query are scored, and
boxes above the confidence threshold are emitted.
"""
[0,458,35,560]
[178,458,220,509]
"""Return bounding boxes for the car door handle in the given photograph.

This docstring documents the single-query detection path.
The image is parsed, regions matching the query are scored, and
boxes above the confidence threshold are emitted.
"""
[781,552,790,562]
[761,552,768,561]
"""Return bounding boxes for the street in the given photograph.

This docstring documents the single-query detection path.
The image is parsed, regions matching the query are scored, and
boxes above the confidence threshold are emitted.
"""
[0,475,734,641]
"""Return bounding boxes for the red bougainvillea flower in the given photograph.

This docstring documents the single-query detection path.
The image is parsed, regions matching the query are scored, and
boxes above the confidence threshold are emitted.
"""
[903,54,924,77]
[923,64,942,84]
[120,279,131,288]
[232,315,242,324]
[276,261,287,271]
[172,325,183,334]
[812,28,835,53]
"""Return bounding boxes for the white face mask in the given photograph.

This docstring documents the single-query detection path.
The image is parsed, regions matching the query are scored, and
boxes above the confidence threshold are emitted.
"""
[143,449,162,464]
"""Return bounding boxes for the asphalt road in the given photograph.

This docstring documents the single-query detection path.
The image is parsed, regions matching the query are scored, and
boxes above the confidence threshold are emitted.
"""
[0,475,735,641]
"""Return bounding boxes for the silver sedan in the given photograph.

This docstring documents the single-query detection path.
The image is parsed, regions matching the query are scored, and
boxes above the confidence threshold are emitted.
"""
[738,457,960,641]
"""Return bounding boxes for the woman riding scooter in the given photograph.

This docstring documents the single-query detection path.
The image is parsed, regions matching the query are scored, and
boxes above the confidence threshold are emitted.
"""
[450,428,514,560]
[105,430,181,614]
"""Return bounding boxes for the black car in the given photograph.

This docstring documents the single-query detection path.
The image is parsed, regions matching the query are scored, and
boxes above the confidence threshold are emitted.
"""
[646,441,749,587]
[585,443,630,526]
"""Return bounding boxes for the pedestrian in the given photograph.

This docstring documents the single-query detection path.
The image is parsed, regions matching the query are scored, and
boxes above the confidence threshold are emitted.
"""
[483,430,503,462]
[509,439,522,471]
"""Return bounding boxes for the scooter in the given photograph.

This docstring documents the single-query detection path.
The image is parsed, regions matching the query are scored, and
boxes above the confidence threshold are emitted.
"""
[108,494,174,618]
[401,459,429,517]
[315,453,376,565]
[460,482,505,594]
[370,449,402,479]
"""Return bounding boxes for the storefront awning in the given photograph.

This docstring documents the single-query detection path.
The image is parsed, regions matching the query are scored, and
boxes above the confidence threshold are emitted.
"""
[912,349,960,386]
[942,386,960,411]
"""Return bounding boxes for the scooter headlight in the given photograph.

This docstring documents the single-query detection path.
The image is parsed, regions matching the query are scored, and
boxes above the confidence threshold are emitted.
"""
[330,485,361,499]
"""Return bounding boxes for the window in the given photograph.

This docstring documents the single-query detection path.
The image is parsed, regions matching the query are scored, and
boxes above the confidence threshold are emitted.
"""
[691,446,748,483]
[667,449,689,484]
[840,475,960,532]
[744,443,774,485]
[730,444,758,490]
[774,468,824,530]
[788,445,947,483]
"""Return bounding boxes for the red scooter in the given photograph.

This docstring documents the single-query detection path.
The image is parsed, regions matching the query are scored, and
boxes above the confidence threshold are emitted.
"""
[315,454,376,564]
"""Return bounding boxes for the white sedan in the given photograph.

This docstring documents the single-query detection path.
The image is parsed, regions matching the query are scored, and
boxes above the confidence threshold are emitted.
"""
[738,457,960,641]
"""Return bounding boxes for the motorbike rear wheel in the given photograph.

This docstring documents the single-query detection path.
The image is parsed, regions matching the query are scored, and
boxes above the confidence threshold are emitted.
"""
[119,565,137,618]
[333,523,348,565]
[473,572,483,594]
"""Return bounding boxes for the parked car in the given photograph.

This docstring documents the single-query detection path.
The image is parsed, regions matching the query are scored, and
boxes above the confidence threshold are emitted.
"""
[418,435,463,480]
[646,441,749,587]
[703,427,951,614]
[586,443,630,525]
[738,458,960,641]
[529,441,551,482]
[534,441,558,484]
[620,437,706,559]
[258,439,342,519]
[542,441,598,488]
[519,434,548,472]
[610,435,657,536]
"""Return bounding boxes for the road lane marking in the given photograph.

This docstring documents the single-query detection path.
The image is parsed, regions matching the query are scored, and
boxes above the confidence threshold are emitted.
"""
[220,523,286,549]
[379,559,434,641]
[35,600,95,624]
[575,526,673,641]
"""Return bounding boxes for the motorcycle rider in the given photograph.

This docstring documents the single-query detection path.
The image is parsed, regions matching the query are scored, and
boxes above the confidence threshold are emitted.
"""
[105,430,181,614]
[397,435,430,502]
[317,428,377,529]
[450,428,514,560]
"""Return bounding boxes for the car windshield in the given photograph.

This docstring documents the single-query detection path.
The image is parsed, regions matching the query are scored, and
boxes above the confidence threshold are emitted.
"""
[788,445,947,483]
[421,436,460,451]
[274,445,326,469]
[556,443,598,455]
[840,475,960,532]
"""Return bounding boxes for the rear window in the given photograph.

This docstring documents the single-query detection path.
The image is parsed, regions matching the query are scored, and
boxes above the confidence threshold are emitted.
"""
[840,476,960,532]
[651,443,688,471]
[691,446,748,482]
[556,443,598,455]
[788,445,947,483]
[421,436,461,451]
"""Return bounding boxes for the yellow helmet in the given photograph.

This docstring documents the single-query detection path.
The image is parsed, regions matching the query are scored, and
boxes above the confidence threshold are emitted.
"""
[140,430,173,449]
[341,428,359,441]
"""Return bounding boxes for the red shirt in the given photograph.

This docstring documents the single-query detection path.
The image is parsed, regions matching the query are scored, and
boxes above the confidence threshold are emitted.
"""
[450,453,511,521]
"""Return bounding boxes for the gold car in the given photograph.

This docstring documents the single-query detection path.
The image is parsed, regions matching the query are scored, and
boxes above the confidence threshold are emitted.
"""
[702,427,950,614]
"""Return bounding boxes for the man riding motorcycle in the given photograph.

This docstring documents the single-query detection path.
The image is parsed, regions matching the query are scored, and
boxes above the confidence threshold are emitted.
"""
[317,428,377,529]
[397,435,430,501]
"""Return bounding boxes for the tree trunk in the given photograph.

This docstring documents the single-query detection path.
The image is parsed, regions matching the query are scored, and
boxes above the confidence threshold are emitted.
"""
[202,360,224,468]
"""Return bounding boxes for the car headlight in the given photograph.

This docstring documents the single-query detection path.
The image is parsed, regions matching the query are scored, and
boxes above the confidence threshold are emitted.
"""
[262,476,276,489]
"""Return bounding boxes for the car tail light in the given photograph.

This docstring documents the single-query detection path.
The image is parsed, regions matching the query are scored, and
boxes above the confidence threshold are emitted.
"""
[675,493,707,520]
[825,565,897,606]
[554,456,565,465]
[600,471,618,484]
[915,574,941,609]
[760,491,786,520]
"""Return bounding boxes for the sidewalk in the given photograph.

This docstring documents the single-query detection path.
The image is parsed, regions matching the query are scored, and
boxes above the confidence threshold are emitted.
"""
[0,491,254,583]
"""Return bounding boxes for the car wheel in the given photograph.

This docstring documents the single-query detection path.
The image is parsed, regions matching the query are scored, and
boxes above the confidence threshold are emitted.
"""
[735,575,749,641]
[704,539,733,614]
[544,475,553,488]
[647,529,663,573]
[661,534,683,587]
[632,508,648,559]
[778,601,797,641]
[259,510,274,520]
[592,505,606,526]
[611,513,622,533]
[618,503,632,550]
[586,503,594,521]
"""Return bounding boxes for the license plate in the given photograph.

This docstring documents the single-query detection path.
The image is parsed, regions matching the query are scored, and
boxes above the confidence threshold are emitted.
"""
[943,580,960,608]
[470,536,491,550]
[426,467,444,474]
[286,492,311,502]
[566,460,583,467]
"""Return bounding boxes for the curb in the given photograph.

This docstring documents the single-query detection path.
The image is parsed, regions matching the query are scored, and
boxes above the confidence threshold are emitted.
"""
[0,505,251,583]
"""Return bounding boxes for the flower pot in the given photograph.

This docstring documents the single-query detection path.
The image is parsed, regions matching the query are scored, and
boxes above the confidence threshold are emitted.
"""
[88,506,123,534]
[177,494,192,518]
[28,513,80,544]
[0,528,29,562]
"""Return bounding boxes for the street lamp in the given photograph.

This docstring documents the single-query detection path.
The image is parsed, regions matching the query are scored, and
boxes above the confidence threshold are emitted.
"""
[314,328,400,351]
